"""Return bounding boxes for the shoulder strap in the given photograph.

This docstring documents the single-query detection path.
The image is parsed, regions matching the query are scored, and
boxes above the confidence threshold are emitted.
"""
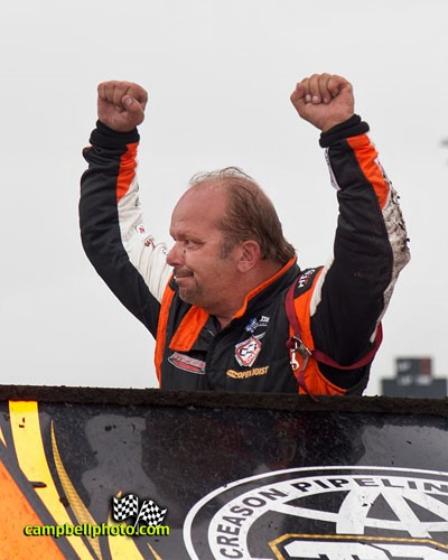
[285,278,383,372]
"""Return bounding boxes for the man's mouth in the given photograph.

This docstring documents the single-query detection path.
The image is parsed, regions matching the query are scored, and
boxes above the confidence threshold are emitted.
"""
[174,269,194,280]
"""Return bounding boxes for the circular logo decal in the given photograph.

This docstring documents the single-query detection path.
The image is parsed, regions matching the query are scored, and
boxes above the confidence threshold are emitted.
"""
[184,466,448,559]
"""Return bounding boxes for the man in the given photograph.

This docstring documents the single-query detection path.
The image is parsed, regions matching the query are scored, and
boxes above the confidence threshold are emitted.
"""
[80,74,410,395]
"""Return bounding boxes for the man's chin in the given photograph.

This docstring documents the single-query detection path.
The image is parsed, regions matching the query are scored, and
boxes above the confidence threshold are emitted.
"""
[178,287,198,305]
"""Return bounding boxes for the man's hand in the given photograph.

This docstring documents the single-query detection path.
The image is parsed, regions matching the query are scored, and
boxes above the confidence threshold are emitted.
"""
[97,81,148,132]
[290,74,354,132]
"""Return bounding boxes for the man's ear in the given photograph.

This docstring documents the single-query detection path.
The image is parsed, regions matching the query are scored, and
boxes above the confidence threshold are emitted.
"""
[237,240,261,272]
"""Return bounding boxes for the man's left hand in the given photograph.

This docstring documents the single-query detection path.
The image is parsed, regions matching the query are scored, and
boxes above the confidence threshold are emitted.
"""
[290,73,355,132]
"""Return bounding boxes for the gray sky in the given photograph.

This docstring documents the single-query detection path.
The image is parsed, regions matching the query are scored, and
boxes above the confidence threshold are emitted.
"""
[2,0,447,395]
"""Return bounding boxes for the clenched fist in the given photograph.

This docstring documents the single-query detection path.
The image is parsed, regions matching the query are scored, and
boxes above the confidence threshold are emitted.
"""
[290,74,354,132]
[97,81,148,132]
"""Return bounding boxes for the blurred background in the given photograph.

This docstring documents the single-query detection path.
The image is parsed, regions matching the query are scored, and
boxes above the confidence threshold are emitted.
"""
[1,0,447,395]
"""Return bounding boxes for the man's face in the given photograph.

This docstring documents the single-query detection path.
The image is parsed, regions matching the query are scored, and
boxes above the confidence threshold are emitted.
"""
[167,184,240,314]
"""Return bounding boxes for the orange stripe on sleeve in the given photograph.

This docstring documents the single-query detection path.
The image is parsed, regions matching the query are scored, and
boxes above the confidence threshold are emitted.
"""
[347,135,390,210]
[116,142,138,203]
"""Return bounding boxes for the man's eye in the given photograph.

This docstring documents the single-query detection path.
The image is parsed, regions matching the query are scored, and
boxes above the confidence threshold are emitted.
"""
[184,239,201,249]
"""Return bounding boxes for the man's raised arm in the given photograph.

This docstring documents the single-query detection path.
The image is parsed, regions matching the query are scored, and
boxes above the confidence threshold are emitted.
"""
[290,74,410,390]
[79,81,171,337]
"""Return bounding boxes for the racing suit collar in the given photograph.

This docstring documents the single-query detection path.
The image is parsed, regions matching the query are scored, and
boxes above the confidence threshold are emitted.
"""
[232,257,297,319]
[169,257,298,352]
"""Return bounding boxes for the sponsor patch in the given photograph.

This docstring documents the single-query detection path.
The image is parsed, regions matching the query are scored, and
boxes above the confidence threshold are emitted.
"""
[226,366,269,380]
[135,224,155,247]
[184,466,448,559]
[135,223,146,236]
[234,334,265,368]
[168,352,206,374]
[245,315,270,334]
[296,268,316,290]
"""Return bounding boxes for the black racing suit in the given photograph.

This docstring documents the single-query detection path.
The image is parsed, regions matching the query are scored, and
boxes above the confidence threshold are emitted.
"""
[79,116,410,394]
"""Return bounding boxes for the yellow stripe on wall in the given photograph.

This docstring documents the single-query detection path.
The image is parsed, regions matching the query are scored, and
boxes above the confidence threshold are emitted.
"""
[147,543,164,559]
[107,523,146,559]
[51,421,103,559]
[9,401,95,560]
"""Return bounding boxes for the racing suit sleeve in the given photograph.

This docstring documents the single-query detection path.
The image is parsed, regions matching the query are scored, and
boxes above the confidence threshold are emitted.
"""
[309,115,410,389]
[79,122,171,337]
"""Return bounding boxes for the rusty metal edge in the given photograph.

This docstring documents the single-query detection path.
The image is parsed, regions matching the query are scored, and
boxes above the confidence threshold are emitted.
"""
[0,384,447,417]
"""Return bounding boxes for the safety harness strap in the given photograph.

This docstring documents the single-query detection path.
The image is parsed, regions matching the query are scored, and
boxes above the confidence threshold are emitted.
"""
[284,279,383,376]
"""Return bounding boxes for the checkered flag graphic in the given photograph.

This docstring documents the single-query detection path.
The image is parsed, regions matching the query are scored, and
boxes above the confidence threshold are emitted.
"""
[112,493,139,521]
[135,499,167,527]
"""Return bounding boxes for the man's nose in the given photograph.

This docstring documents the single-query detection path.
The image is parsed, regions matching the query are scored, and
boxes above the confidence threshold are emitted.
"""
[166,242,184,267]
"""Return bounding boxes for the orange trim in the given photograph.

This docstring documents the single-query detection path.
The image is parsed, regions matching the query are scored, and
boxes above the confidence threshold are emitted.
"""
[233,257,297,319]
[169,306,209,352]
[116,142,138,203]
[292,270,346,396]
[347,135,389,210]
[0,460,65,559]
[300,361,347,396]
[154,284,175,385]
[167,257,297,352]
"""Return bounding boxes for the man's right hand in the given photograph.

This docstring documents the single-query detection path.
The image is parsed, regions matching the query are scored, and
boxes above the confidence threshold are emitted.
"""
[97,81,148,132]
[290,74,354,132]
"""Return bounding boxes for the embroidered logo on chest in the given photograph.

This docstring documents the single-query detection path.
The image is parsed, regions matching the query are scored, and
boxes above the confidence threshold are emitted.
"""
[234,333,265,368]
[226,366,269,379]
[244,315,270,334]
[168,352,206,374]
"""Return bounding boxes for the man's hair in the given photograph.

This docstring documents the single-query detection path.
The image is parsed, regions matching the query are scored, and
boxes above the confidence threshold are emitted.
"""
[189,167,296,264]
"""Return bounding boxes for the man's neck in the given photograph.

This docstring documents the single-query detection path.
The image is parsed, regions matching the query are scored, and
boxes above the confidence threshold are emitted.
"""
[213,260,285,329]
